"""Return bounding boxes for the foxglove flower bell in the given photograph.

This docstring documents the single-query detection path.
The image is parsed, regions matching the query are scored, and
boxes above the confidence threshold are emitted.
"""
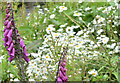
[2,3,30,63]
[57,48,68,83]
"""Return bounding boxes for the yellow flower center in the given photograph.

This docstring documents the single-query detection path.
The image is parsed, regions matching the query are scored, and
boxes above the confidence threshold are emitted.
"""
[118,57,120,59]
[93,73,95,75]
[77,45,79,47]
[37,69,39,72]
[62,6,65,9]
[79,41,81,43]
[45,61,47,63]
[55,34,57,36]
[14,65,16,68]
[39,80,41,81]
[48,28,51,30]
[95,53,98,55]
[100,19,102,21]
[46,38,48,41]
[46,56,48,58]
[70,43,73,44]
[104,40,106,42]
[76,13,79,15]
[32,66,34,67]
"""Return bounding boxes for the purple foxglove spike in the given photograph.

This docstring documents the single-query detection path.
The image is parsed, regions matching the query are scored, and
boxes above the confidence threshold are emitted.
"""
[63,59,67,62]
[6,9,8,13]
[3,43,7,48]
[23,47,29,56]
[59,71,64,78]
[7,42,13,51]
[16,30,18,33]
[57,77,62,82]
[64,68,67,72]
[6,21,11,29]
[62,76,68,81]
[3,29,9,36]
[63,72,67,76]
[5,17,8,20]
[10,48,15,56]
[61,62,66,68]
[7,29,13,38]
[20,38,25,48]
[8,56,15,62]
[2,38,7,42]
[7,4,10,8]
[4,20,9,26]
[3,27,6,32]
[60,66,64,71]
[8,51,11,56]
[6,38,12,46]
[23,55,30,63]
[6,13,10,18]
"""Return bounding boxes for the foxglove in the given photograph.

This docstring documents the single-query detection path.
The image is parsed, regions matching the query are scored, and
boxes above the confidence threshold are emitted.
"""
[2,2,30,63]
[56,47,68,83]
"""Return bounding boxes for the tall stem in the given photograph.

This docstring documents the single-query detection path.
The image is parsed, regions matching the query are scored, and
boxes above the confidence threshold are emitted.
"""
[9,3,26,81]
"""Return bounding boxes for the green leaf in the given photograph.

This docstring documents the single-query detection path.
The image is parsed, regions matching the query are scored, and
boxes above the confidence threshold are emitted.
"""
[112,72,118,81]
[98,66,105,72]
[107,23,110,31]
[8,64,20,79]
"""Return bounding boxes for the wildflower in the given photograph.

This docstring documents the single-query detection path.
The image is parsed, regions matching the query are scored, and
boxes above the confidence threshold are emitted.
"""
[102,37,109,44]
[73,12,82,16]
[59,6,67,12]
[56,47,68,82]
[46,24,55,34]
[66,26,73,34]
[3,3,30,63]
[97,29,103,35]
[50,14,55,19]
[85,7,91,11]
[88,69,98,77]
[76,30,83,36]
[93,19,97,24]
[78,0,83,3]
[114,31,117,33]
[98,17,105,23]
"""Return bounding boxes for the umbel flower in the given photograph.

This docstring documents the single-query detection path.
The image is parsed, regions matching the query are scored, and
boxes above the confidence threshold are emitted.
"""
[2,3,30,63]
[55,47,68,83]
